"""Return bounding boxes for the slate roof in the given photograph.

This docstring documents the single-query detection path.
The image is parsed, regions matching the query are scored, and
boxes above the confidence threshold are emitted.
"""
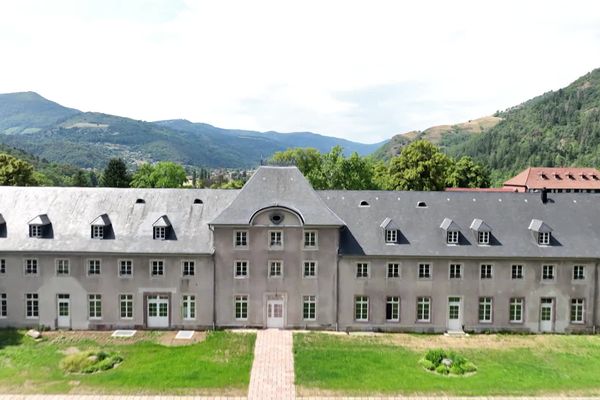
[0,187,238,254]
[210,166,345,227]
[319,190,600,259]
[470,218,491,232]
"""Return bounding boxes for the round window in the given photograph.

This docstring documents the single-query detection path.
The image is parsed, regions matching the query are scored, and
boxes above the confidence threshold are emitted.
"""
[270,212,284,225]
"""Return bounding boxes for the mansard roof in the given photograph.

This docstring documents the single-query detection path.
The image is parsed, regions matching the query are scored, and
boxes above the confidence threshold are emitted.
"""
[0,187,238,254]
[210,166,345,227]
[320,190,600,259]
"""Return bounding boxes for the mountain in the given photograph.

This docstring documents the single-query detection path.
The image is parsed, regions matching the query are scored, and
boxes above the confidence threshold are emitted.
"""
[373,116,502,161]
[0,93,385,169]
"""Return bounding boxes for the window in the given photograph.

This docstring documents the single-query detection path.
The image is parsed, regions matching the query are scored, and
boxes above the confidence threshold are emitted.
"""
[88,294,102,319]
[510,298,524,323]
[480,264,493,279]
[234,260,248,278]
[268,261,283,277]
[182,260,195,277]
[354,296,369,321]
[25,293,38,318]
[56,259,70,276]
[269,230,283,248]
[119,260,133,277]
[385,229,397,243]
[386,296,400,322]
[303,261,317,278]
[91,225,104,239]
[234,295,248,320]
[151,260,164,277]
[542,264,555,280]
[0,293,6,318]
[234,230,248,247]
[479,297,492,323]
[573,265,585,280]
[303,295,316,320]
[387,263,400,278]
[29,225,43,238]
[0,259,5,274]
[24,259,38,275]
[304,231,317,248]
[153,226,166,240]
[356,263,369,278]
[511,264,524,279]
[182,295,196,320]
[418,263,431,279]
[449,263,462,279]
[447,231,459,244]
[87,259,101,275]
[538,232,550,245]
[570,298,584,323]
[478,231,490,245]
[417,297,431,322]
[120,294,133,319]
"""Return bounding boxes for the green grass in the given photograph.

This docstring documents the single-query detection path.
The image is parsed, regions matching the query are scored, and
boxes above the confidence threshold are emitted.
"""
[0,330,255,394]
[294,333,600,396]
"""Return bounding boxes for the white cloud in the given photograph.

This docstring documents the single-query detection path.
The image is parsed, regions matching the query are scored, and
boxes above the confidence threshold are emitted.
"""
[0,0,599,143]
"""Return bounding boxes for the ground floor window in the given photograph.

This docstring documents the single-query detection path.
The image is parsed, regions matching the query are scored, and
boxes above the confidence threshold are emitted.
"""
[0,293,6,318]
[182,295,196,320]
[235,295,248,320]
[510,298,524,323]
[386,296,400,322]
[354,296,369,321]
[417,297,430,322]
[120,294,133,319]
[303,295,316,320]
[88,294,102,319]
[571,298,584,323]
[25,293,38,318]
[479,297,492,323]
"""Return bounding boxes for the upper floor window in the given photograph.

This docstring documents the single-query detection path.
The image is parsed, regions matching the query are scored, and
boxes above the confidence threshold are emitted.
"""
[151,260,165,277]
[356,263,369,278]
[56,259,70,276]
[303,261,317,278]
[234,230,248,248]
[24,259,38,275]
[480,264,493,279]
[268,260,283,278]
[447,231,459,244]
[542,264,555,280]
[449,263,462,279]
[387,263,400,278]
[0,259,5,274]
[478,231,490,245]
[304,231,317,248]
[234,260,248,278]
[182,260,195,277]
[88,259,101,275]
[418,263,431,279]
[91,225,104,239]
[511,264,524,279]
[385,229,397,243]
[573,265,585,280]
[269,230,283,249]
[538,232,551,245]
[119,260,133,277]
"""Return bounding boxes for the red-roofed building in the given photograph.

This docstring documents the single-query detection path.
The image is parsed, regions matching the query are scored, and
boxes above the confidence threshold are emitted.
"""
[503,167,600,193]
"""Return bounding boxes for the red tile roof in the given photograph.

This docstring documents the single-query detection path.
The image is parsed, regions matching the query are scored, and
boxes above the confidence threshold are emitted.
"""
[503,167,600,190]
[445,187,518,192]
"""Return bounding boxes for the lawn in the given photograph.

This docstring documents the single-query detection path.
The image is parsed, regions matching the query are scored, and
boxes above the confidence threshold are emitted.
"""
[0,329,255,395]
[294,332,600,396]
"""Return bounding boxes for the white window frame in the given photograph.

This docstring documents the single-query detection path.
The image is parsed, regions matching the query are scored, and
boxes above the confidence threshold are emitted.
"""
[55,258,70,276]
[386,296,400,322]
[385,229,397,244]
[447,230,459,244]
[538,232,550,245]
[480,264,493,279]
[182,294,196,320]
[154,226,166,240]
[234,230,248,248]
[0,293,6,318]
[303,230,318,249]
[268,260,283,278]
[87,259,101,276]
[234,260,249,278]
[25,293,39,319]
[570,298,585,324]
[356,262,369,278]
[119,294,134,320]
[269,230,283,250]
[417,297,431,322]
[234,294,248,320]
[150,259,165,278]
[29,225,43,238]
[449,263,462,279]
[479,297,493,323]
[88,294,102,320]
[181,260,195,277]
[354,296,369,322]
[573,265,585,281]
[24,258,39,276]
[418,263,431,279]
[387,263,400,278]
[478,231,490,245]
[0,259,5,274]
[302,295,317,321]
[511,264,524,279]
[509,298,524,323]
[118,259,133,278]
[302,260,317,278]
[542,264,555,281]
[91,225,104,239]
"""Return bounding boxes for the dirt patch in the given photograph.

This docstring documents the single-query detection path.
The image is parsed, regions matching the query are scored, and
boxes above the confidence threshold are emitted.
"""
[44,330,163,345]
[61,346,80,355]
[157,331,206,347]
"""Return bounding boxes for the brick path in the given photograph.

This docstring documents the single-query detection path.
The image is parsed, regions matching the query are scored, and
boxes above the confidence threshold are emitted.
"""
[247,329,296,400]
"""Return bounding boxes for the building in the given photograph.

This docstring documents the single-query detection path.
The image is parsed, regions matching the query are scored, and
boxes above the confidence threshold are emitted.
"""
[0,166,599,333]
[503,167,600,193]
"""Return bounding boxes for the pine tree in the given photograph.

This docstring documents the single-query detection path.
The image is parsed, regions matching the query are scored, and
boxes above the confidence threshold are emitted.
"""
[101,158,131,188]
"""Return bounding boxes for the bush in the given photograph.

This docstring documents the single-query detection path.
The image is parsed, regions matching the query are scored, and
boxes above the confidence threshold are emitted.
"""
[450,364,464,375]
[60,350,122,374]
[463,361,478,373]
[435,364,449,375]
[425,348,446,365]
[418,358,435,370]
[419,349,476,376]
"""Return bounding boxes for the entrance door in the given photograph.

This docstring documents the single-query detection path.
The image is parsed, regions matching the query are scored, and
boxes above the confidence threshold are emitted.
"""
[147,295,169,328]
[267,299,284,328]
[540,298,554,332]
[447,297,462,331]
[57,294,70,329]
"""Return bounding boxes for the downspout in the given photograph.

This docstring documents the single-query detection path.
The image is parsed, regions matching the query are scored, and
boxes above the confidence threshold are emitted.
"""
[335,230,341,332]
[593,262,599,334]
[212,251,216,331]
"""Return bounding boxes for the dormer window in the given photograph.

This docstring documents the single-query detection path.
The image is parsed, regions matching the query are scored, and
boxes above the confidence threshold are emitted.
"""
[154,226,166,240]
[30,225,43,238]
[359,200,370,207]
[447,231,459,244]
[385,229,397,243]
[478,231,490,245]
[380,217,400,245]
[28,214,51,239]
[0,213,6,238]
[470,218,492,245]
[152,215,172,240]
[440,218,461,245]
[529,219,552,246]
[92,226,104,239]
[538,232,550,245]
[90,214,112,240]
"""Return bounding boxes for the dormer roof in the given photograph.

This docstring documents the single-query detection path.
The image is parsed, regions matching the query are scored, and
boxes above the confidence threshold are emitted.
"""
[28,214,50,226]
[152,215,172,228]
[90,214,111,227]
[529,219,552,233]
[0,213,5,225]
[440,218,460,231]
[470,218,492,232]
[380,217,400,231]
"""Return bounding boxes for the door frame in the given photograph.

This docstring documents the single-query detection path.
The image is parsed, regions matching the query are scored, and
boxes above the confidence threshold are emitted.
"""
[267,299,285,328]
[447,296,463,331]
[56,294,71,329]
[143,292,171,329]
[539,297,555,332]
[263,292,287,328]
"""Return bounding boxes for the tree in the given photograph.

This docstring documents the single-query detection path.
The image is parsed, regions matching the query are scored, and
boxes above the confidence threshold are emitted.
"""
[0,153,37,186]
[89,171,99,187]
[270,148,323,177]
[130,163,156,188]
[446,156,490,188]
[101,158,131,188]
[72,170,89,187]
[130,162,187,188]
[388,140,452,191]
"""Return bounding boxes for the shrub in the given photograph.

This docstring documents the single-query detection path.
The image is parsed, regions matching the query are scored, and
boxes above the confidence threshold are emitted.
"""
[435,364,449,375]
[60,350,122,374]
[418,358,435,370]
[463,361,478,373]
[419,349,476,376]
[425,348,446,365]
[450,364,464,375]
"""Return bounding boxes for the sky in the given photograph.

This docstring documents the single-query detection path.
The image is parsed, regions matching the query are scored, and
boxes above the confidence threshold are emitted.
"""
[1,0,600,144]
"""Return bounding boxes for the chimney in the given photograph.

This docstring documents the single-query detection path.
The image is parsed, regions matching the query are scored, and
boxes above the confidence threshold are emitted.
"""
[541,187,548,204]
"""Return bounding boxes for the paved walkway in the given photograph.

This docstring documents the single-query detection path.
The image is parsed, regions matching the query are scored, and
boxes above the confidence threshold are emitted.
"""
[247,329,296,400]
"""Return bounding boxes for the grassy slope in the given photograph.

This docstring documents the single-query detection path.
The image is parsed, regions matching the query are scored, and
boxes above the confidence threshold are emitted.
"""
[0,330,255,395]
[294,333,600,396]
